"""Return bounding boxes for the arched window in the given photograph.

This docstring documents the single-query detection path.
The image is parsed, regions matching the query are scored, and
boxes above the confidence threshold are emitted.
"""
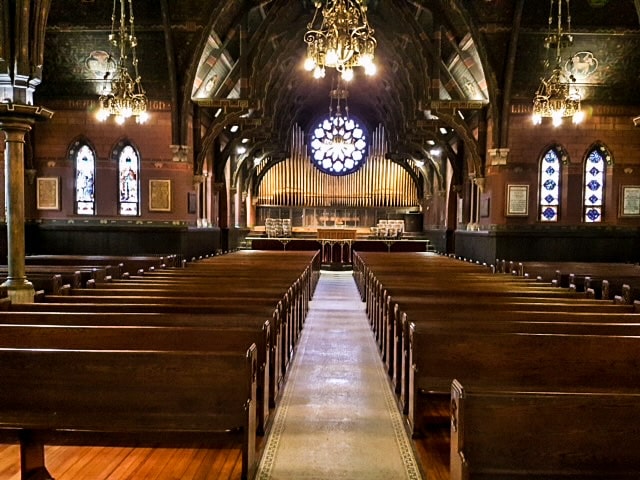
[69,139,97,215]
[583,145,611,223]
[539,146,565,222]
[115,142,140,216]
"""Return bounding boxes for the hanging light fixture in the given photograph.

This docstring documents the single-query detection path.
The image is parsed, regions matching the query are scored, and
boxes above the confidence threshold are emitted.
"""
[96,0,149,124]
[310,78,367,175]
[303,0,377,81]
[532,0,584,126]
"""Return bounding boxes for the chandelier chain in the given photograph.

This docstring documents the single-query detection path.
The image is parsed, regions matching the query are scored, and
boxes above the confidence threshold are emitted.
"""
[532,0,582,127]
[97,0,149,124]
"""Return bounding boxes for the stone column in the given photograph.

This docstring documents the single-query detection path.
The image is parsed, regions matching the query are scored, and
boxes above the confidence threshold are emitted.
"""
[0,105,54,304]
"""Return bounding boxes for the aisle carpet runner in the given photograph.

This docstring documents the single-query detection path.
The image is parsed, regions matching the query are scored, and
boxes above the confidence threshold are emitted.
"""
[256,271,422,480]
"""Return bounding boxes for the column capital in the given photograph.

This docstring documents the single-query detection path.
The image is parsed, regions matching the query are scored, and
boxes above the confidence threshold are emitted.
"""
[0,104,54,132]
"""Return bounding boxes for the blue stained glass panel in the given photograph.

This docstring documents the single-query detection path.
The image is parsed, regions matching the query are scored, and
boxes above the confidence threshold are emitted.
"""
[583,149,606,222]
[586,208,601,222]
[539,149,561,222]
[542,207,557,221]
[587,180,601,191]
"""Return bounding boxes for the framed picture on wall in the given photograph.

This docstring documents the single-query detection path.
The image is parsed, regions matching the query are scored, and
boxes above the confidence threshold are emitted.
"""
[36,177,60,210]
[620,186,640,216]
[149,179,171,212]
[506,184,529,216]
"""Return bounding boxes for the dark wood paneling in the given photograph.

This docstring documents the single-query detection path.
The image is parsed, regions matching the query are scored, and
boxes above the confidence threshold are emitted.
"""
[455,227,640,265]
[21,224,221,260]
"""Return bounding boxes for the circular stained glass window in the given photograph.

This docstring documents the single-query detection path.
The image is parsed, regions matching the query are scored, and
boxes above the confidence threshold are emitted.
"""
[310,114,367,175]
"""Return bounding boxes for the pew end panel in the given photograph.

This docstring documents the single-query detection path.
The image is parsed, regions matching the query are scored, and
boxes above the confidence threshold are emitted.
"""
[450,380,640,480]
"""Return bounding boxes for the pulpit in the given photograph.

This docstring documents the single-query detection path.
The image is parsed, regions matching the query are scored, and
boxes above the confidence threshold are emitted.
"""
[316,228,357,240]
[315,228,357,267]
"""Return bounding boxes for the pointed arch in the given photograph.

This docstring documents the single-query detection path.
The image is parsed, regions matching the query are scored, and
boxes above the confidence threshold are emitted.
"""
[68,136,97,215]
[583,142,613,223]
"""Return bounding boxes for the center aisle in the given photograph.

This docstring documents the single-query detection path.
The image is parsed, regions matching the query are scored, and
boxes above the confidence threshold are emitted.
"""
[256,271,423,480]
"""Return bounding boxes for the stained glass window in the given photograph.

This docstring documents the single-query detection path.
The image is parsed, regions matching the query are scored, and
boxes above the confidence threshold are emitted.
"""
[118,145,140,216]
[75,144,96,215]
[539,148,561,222]
[583,147,607,223]
[310,114,367,175]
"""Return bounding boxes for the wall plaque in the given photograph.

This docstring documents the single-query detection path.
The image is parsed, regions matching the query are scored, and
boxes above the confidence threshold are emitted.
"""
[36,177,60,210]
[149,179,171,212]
[506,184,529,216]
[620,186,640,216]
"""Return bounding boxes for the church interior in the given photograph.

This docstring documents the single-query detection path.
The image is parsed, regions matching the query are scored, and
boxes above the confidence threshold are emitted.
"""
[1,0,640,479]
[1,0,640,264]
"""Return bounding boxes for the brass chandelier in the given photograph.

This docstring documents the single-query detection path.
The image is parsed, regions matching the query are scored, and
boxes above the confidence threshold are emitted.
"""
[96,0,149,124]
[532,0,583,126]
[303,0,377,81]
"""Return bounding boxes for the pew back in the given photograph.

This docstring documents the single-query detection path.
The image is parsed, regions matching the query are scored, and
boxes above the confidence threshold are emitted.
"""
[451,380,640,479]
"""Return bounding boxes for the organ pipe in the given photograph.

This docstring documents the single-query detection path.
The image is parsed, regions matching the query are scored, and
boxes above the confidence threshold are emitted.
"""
[256,124,420,208]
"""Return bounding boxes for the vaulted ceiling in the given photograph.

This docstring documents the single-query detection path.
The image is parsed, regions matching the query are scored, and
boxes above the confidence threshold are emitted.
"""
[38,0,640,178]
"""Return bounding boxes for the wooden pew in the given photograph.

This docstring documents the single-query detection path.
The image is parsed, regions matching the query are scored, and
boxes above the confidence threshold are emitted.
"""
[450,380,640,479]
[352,250,640,475]
[7,300,287,398]
[0,312,273,435]
[6,251,319,433]
[367,281,595,363]
[511,261,640,298]
[1,266,88,289]
[517,260,639,277]
[59,283,304,354]
[360,272,584,324]
[0,343,257,480]
[380,297,637,392]
[404,327,640,435]
[6,264,119,283]
[39,293,300,375]
[25,254,178,274]
[8,273,64,295]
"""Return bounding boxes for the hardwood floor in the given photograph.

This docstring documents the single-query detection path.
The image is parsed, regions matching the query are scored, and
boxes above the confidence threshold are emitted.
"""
[1,434,450,480]
[414,428,450,480]
[0,390,451,480]
[0,441,244,480]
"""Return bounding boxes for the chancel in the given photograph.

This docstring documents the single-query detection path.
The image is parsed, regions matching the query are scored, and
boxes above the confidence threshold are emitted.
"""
[1,1,640,479]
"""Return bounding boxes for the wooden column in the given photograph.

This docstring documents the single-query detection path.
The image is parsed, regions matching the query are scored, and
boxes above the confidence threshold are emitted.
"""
[0,106,53,303]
